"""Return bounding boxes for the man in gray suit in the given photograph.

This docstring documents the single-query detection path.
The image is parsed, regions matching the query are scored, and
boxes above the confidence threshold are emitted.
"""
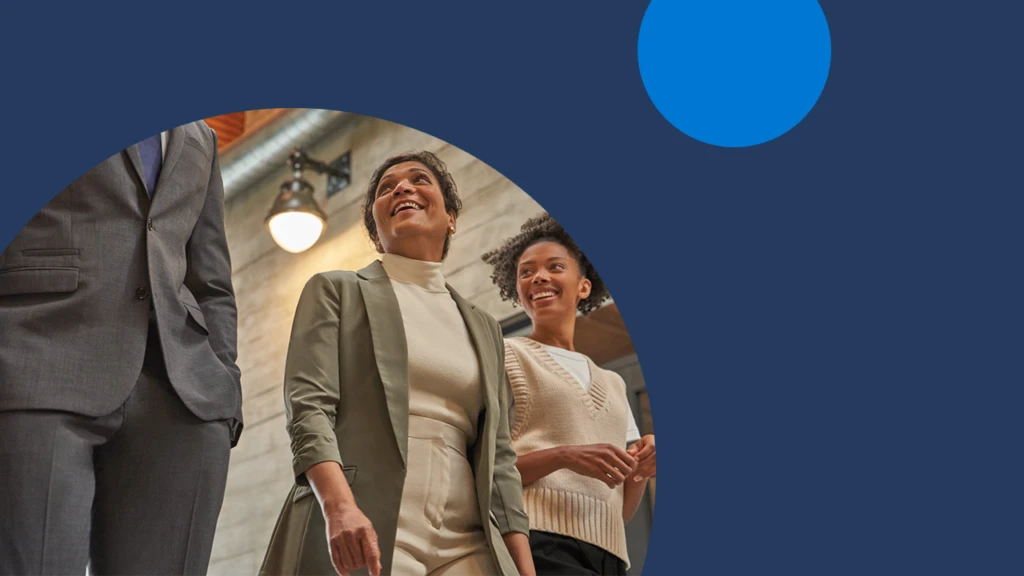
[0,121,242,575]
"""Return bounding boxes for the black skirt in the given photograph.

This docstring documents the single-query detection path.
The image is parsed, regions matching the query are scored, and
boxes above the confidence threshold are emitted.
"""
[529,531,627,576]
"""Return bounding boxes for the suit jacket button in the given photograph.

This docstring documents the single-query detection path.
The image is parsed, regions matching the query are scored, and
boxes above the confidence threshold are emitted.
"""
[136,286,149,300]
[147,218,154,231]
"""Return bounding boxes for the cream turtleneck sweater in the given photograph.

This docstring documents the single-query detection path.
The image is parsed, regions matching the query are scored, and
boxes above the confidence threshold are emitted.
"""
[381,253,482,445]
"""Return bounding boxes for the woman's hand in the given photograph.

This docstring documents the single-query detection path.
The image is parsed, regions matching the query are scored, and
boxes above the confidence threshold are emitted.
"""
[322,501,382,576]
[626,434,656,482]
[305,462,381,576]
[565,444,637,488]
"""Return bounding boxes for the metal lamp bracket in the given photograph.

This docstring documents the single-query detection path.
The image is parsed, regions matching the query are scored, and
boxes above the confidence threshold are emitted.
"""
[287,148,351,198]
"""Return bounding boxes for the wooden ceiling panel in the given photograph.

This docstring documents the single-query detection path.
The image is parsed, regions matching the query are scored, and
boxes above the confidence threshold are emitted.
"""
[205,112,246,149]
[203,109,291,151]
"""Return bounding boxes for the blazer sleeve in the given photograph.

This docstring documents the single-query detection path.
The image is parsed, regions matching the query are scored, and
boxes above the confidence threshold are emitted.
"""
[284,273,345,486]
[489,321,531,535]
[183,127,243,445]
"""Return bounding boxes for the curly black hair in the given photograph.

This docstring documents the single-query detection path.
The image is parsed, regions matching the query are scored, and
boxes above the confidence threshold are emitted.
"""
[481,213,609,315]
[362,150,463,260]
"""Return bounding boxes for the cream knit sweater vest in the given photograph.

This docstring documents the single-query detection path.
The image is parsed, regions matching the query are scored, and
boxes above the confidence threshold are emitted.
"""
[504,337,632,567]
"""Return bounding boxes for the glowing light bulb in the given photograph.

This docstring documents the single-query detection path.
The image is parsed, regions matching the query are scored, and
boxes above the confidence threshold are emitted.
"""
[267,211,325,253]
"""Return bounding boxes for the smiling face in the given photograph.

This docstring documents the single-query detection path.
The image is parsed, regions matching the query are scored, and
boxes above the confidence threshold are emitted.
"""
[370,161,455,258]
[515,240,592,324]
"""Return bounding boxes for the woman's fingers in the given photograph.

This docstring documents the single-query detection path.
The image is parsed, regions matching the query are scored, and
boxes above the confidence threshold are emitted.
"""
[634,442,656,461]
[632,453,656,482]
[586,460,616,487]
[603,461,627,485]
[604,451,635,478]
[626,443,640,458]
[628,436,656,481]
[343,529,366,572]
[330,529,380,576]
[361,528,382,576]
[577,443,644,487]
[324,503,380,575]
[610,445,637,469]
[330,540,350,576]
[631,462,650,481]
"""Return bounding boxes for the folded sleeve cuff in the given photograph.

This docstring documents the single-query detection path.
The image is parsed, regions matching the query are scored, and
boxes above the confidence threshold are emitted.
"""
[288,413,343,486]
[492,483,532,535]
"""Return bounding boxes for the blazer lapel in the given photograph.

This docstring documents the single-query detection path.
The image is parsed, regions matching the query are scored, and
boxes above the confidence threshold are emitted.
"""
[149,125,188,211]
[450,289,498,416]
[125,145,146,188]
[449,286,501,516]
[449,287,499,449]
[124,145,149,207]
[157,125,187,190]
[357,260,410,466]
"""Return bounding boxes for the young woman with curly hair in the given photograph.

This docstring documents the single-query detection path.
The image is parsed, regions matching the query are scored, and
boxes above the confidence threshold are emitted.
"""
[482,214,656,576]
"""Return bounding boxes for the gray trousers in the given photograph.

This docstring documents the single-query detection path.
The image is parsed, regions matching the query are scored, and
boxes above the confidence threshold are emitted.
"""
[0,328,231,575]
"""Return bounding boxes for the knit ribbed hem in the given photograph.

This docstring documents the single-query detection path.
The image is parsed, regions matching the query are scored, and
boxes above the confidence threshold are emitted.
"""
[523,487,630,568]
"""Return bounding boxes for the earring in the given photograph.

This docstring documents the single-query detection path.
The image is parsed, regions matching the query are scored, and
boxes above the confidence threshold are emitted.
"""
[448,226,456,237]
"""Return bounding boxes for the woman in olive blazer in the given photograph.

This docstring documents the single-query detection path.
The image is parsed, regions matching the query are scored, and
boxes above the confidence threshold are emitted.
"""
[260,151,534,576]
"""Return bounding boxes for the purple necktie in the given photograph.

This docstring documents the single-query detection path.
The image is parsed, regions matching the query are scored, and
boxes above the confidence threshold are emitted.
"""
[136,134,162,197]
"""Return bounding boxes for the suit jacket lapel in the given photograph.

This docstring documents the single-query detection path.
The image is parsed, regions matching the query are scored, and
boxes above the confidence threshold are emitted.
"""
[357,260,410,466]
[125,126,184,210]
[150,125,188,212]
[124,145,149,207]
[125,145,146,188]
[157,125,187,190]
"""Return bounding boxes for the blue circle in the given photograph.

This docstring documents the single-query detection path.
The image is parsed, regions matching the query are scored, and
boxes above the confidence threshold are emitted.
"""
[638,0,832,147]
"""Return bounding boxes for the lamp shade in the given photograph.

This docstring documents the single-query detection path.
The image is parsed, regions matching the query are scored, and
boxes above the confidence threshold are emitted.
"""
[265,178,328,253]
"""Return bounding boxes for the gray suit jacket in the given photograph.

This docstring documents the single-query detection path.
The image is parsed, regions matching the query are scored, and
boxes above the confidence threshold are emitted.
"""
[260,261,529,576]
[0,121,242,443]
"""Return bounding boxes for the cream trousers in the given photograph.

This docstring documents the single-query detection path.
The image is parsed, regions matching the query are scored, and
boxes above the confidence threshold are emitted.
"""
[393,415,498,576]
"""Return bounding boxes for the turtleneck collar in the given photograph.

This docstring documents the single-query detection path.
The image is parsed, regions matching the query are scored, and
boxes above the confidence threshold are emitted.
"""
[381,253,448,293]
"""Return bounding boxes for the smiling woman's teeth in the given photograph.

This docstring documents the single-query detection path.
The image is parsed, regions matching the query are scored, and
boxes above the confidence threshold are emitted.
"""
[392,201,422,215]
[532,291,556,300]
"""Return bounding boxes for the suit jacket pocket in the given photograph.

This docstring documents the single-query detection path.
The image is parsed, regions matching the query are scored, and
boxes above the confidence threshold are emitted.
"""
[291,466,358,503]
[292,484,315,503]
[182,301,209,333]
[0,267,79,297]
[21,248,80,257]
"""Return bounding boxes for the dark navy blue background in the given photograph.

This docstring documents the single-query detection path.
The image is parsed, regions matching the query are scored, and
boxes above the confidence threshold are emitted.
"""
[2,1,1021,573]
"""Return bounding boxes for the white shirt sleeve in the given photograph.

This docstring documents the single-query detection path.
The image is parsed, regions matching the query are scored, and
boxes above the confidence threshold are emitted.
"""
[626,407,642,445]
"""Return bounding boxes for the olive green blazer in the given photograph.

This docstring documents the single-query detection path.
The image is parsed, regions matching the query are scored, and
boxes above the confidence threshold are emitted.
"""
[260,260,529,576]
